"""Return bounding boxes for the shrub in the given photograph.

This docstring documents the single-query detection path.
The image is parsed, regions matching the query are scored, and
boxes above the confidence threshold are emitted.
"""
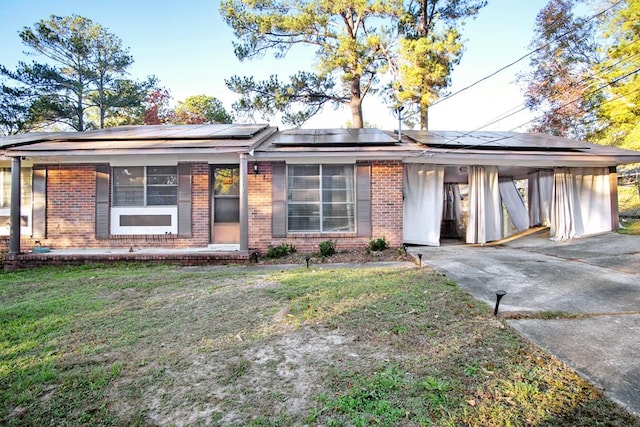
[266,243,297,259]
[318,240,336,257]
[367,237,388,252]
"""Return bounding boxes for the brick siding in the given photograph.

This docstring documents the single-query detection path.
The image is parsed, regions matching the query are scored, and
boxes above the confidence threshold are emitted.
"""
[1,163,212,252]
[1,160,406,254]
[247,160,404,254]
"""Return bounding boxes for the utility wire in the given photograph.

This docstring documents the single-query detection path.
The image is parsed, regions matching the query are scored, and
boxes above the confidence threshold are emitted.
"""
[468,44,640,134]
[428,0,623,109]
[425,39,640,150]
[426,66,640,154]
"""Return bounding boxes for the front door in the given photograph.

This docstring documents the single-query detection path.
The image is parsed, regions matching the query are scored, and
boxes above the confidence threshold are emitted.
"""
[211,165,240,244]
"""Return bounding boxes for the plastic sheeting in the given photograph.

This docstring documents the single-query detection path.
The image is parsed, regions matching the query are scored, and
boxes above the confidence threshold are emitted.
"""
[550,167,612,240]
[466,166,502,244]
[403,164,444,246]
[499,178,529,232]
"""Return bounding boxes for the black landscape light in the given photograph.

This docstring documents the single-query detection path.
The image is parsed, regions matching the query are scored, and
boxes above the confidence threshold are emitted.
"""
[305,255,311,268]
[417,253,423,266]
[494,290,507,316]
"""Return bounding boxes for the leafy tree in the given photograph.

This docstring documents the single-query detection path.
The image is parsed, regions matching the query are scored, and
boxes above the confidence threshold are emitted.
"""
[0,15,155,132]
[143,88,174,125]
[0,82,37,135]
[392,0,486,130]
[595,0,640,150]
[520,0,604,139]
[220,0,403,128]
[173,95,233,124]
[226,72,339,127]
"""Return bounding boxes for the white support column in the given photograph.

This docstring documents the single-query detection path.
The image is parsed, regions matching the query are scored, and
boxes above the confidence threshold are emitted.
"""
[239,153,249,251]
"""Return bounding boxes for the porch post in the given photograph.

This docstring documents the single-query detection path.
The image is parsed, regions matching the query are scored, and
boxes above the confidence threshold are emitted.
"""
[239,153,249,251]
[9,156,21,254]
[609,166,620,230]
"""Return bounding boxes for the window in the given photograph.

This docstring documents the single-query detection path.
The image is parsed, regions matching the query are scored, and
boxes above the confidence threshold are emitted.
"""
[213,166,240,223]
[113,166,177,207]
[0,168,32,209]
[287,164,355,232]
[0,167,33,236]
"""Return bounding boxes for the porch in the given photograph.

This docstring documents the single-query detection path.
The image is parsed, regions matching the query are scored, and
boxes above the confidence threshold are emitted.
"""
[3,245,258,271]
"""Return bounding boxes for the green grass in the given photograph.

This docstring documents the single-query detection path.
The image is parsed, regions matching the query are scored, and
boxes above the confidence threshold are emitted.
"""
[619,184,640,217]
[619,218,640,235]
[1,263,638,426]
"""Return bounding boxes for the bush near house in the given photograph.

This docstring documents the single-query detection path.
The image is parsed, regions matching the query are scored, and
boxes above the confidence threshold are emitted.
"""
[265,243,297,259]
[367,237,389,253]
[318,240,337,257]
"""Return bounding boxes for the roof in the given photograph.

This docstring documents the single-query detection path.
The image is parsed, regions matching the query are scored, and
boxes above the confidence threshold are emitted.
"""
[2,125,640,167]
[404,131,588,151]
[268,128,398,147]
[1,124,277,156]
[403,130,640,168]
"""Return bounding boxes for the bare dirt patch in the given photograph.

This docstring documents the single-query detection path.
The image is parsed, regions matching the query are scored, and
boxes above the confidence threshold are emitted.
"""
[104,271,396,425]
[4,263,638,426]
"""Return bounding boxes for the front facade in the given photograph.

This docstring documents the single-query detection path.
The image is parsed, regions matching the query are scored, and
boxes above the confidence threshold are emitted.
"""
[1,125,639,260]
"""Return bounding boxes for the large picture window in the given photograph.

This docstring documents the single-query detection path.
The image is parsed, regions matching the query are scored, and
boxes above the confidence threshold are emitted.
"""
[287,164,355,232]
[113,166,177,207]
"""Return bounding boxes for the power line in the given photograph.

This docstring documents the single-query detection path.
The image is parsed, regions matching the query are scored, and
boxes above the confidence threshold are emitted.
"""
[428,0,624,110]
[467,43,640,134]
[426,38,640,149]
[425,65,640,153]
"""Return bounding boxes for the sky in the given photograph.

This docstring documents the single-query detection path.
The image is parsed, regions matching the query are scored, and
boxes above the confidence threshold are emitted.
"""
[0,0,553,131]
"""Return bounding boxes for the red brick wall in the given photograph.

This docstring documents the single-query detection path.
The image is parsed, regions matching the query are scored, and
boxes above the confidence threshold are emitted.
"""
[247,160,404,254]
[1,160,406,254]
[190,162,210,246]
[371,160,404,248]
[1,163,212,251]
[46,164,97,247]
[248,162,273,250]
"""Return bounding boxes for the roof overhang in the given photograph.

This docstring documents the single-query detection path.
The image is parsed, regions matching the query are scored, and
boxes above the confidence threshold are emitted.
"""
[3,127,640,168]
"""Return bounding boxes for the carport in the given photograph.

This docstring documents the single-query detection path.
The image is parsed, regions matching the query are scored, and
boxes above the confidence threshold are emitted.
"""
[401,131,640,246]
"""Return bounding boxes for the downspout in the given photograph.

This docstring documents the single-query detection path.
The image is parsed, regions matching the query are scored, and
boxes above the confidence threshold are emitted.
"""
[239,153,249,251]
[9,156,21,254]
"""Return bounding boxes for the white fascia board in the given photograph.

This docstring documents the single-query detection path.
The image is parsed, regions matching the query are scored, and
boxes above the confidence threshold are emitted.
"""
[14,153,243,166]
[404,151,640,167]
[254,151,413,162]
[6,147,250,158]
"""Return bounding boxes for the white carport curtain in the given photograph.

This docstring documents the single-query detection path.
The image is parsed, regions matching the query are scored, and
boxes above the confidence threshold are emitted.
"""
[528,170,553,226]
[498,178,529,232]
[466,166,502,244]
[550,167,612,240]
[403,164,444,246]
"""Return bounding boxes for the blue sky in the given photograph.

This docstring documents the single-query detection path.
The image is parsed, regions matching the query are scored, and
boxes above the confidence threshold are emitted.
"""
[0,0,552,131]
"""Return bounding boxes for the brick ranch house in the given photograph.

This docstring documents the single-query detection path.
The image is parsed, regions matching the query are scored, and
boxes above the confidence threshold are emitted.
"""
[1,124,640,266]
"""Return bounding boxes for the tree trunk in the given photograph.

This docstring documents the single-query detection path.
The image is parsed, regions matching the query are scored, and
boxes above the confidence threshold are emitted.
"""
[421,105,429,130]
[350,77,364,128]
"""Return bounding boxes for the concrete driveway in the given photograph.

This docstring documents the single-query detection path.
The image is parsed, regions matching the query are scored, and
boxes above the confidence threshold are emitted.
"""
[409,231,640,417]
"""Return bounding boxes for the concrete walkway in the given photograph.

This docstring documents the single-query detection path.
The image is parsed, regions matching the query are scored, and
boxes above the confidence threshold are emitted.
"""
[409,231,640,417]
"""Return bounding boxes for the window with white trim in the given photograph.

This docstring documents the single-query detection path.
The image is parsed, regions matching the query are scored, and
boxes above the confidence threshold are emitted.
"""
[0,167,33,235]
[113,166,177,206]
[287,164,355,232]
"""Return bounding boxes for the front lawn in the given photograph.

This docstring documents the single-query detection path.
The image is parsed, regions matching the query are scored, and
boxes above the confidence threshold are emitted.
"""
[1,263,638,426]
